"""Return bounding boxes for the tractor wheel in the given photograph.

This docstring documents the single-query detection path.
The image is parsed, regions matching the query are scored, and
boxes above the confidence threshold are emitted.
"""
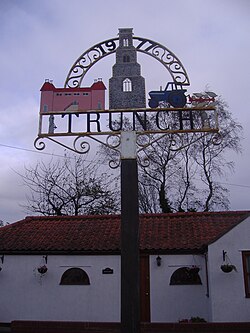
[168,92,187,108]
[148,99,159,108]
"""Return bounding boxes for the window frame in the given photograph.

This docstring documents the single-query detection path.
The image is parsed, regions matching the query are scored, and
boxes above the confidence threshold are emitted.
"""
[123,38,129,47]
[242,251,250,297]
[170,267,202,285]
[123,78,132,92]
[123,55,130,63]
[60,267,90,285]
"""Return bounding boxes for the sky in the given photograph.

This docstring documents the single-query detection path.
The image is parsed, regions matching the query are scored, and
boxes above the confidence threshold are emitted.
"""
[0,0,250,223]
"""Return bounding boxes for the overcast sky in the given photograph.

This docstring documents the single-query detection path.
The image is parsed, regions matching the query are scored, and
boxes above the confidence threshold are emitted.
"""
[0,0,250,223]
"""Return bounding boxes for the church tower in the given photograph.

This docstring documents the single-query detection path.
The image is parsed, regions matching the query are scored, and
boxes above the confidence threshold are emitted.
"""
[109,28,146,109]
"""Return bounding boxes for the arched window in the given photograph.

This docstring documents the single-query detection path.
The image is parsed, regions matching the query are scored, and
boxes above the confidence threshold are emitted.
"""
[123,55,130,63]
[123,38,129,47]
[123,78,132,92]
[60,268,90,285]
[170,267,202,285]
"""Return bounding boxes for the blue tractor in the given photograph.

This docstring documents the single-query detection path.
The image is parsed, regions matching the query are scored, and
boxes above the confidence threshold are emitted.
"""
[148,82,187,108]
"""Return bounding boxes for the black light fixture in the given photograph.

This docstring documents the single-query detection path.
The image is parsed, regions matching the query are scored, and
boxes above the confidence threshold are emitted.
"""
[0,255,4,271]
[156,255,162,267]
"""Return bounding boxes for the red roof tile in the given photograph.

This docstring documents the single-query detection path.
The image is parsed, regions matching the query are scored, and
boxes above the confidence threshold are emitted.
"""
[0,211,249,254]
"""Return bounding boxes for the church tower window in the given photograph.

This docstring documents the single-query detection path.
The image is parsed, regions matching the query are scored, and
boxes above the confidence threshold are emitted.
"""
[123,38,129,47]
[123,78,132,92]
[123,55,130,63]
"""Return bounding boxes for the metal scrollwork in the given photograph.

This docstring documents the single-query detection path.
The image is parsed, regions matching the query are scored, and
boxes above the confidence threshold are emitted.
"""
[109,155,121,169]
[134,37,190,85]
[137,154,150,168]
[136,133,151,148]
[65,38,119,88]
[73,136,91,154]
[212,132,223,146]
[34,137,46,151]
[105,134,121,169]
[65,35,190,88]
[106,134,121,149]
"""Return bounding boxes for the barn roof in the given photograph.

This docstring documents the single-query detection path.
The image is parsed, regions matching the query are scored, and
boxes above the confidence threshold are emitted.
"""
[0,211,249,254]
[40,80,106,92]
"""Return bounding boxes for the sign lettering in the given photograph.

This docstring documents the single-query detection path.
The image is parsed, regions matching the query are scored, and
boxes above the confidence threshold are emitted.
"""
[39,107,218,137]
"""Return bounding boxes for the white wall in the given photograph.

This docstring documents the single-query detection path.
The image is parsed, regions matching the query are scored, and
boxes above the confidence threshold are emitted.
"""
[150,254,209,322]
[0,254,120,323]
[2,225,249,325]
[207,216,250,322]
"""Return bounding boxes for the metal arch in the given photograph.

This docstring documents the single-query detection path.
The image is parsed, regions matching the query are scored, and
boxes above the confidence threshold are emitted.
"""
[133,36,190,85]
[64,36,190,88]
[64,37,119,88]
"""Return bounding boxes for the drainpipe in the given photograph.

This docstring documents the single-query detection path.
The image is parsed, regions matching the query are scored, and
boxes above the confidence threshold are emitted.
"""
[204,252,209,297]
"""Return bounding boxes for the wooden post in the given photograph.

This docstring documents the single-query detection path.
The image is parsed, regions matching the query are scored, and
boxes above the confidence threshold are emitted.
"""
[120,132,140,333]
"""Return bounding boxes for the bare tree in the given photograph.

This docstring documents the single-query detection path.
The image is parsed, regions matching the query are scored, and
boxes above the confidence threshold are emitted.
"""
[138,97,242,212]
[97,95,242,213]
[190,97,242,211]
[20,154,120,216]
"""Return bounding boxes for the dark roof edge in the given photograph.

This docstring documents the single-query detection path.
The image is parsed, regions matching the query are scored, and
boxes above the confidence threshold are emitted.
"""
[0,248,206,256]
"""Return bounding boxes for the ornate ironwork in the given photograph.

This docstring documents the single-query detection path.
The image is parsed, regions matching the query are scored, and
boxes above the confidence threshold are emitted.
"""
[134,37,190,85]
[35,128,220,171]
[135,131,221,169]
[34,137,46,151]
[73,136,91,154]
[211,132,223,146]
[34,133,122,168]
[64,36,190,88]
[65,38,119,88]
[35,105,219,169]
[36,31,220,167]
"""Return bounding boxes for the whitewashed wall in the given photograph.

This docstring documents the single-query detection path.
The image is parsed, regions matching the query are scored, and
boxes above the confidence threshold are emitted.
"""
[0,254,120,323]
[150,254,209,322]
[1,222,250,325]
[207,216,250,322]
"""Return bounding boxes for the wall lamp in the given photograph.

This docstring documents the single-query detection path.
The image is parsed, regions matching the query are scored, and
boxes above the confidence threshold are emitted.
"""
[223,250,227,261]
[43,255,48,264]
[156,255,162,267]
[0,255,4,271]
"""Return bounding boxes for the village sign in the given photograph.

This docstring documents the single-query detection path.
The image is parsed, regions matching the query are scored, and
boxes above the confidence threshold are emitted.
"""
[34,28,220,333]
[34,30,219,157]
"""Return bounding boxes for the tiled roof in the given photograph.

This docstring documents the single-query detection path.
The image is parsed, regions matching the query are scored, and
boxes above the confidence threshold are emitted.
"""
[0,211,249,254]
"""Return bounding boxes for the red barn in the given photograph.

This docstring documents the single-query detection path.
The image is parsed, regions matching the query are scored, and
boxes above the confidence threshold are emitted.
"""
[40,79,106,113]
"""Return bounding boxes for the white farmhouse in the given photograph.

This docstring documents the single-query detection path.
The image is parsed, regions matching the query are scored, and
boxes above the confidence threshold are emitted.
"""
[0,211,250,329]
